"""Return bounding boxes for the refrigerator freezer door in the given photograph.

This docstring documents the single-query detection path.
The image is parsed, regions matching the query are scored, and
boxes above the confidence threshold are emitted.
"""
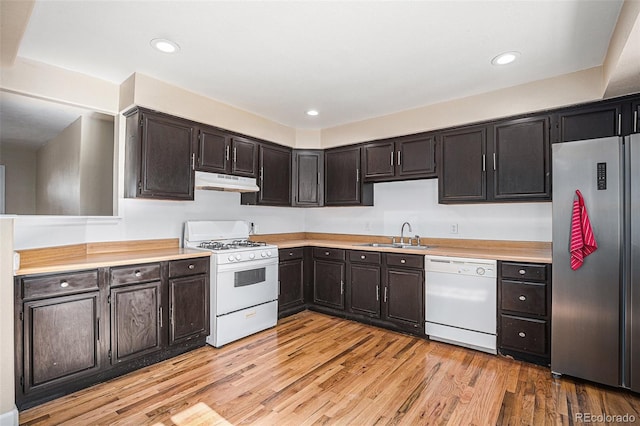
[630,134,640,392]
[551,137,622,387]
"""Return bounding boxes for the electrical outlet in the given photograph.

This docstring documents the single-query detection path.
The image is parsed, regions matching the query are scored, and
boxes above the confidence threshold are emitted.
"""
[450,223,458,234]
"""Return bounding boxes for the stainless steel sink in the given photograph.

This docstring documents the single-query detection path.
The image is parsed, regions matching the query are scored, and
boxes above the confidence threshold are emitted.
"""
[356,243,430,249]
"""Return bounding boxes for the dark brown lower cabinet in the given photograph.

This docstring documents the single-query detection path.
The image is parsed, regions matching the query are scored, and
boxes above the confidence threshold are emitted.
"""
[22,292,101,394]
[110,281,163,364]
[347,251,381,317]
[383,254,424,334]
[15,257,209,410]
[313,248,346,310]
[168,258,210,345]
[497,261,551,366]
[278,248,306,317]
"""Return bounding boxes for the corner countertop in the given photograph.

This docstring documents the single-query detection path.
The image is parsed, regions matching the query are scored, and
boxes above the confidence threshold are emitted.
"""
[257,233,552,264]
[15,239,210,276]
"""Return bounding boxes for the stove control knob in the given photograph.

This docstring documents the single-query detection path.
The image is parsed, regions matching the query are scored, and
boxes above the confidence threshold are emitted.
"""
[235,254,242,261]
[266,251,272,257]
[261,252,267,258]
[228,255,235,262]
[476,267,486,276]
[249,253,255,259]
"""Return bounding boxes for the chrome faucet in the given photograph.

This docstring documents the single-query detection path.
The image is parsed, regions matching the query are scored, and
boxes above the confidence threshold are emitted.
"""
[400,222,413,245]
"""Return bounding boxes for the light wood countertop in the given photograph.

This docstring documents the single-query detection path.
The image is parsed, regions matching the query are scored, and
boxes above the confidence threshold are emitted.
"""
[15,239,210,276]
[257,233,552,263]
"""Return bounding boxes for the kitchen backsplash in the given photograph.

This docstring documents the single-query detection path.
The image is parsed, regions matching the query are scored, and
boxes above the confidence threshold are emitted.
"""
[12,179,551,250]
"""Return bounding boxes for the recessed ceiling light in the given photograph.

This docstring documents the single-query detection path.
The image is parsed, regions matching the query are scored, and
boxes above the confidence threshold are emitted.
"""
[306,110,319,116]
[491,51,520,66]
[150,38,180,54]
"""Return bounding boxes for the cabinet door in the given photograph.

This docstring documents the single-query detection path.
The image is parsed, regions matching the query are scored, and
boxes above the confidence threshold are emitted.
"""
[110,281,163,364]
[349,264,381,317]
[396,135,436,179]
[362,141,395,181]
[231,137,258,177]
[557,102,623,142]
[197,127,230,173]
[258,144,291,206]
[492,116,551,200]
[23,292,101,393]
[325,146,363,206]
[139,111,195,200]
[383,267,424,331]
[292,150,324,206]
[279,258,304,312]
[169,275,209,346]
[313,259,345,310]
[438,126,487,203]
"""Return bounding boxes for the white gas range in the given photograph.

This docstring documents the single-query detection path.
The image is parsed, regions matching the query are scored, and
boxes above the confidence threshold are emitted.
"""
[184,220,279,347]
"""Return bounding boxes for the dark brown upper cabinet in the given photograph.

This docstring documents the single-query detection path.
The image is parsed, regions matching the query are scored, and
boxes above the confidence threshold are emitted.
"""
[438,116,551,203]
[362,134,436,182]
[438,125,487,203]
[241,144,291,206]
[124,108,196,200]
[325,145,373,206]
[492,116,551,201]
[196,126,258,178]
[556,101,624,142]
[292,150,324,207]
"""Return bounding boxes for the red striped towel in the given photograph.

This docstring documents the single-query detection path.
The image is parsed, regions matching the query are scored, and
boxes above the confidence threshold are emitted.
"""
[570,190,598,270]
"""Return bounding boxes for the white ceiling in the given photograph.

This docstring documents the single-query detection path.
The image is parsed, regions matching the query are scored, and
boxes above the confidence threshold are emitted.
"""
[17,0,624,129]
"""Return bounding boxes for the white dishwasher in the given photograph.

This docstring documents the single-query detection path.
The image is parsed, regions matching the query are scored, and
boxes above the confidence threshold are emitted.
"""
[425,255,497,354]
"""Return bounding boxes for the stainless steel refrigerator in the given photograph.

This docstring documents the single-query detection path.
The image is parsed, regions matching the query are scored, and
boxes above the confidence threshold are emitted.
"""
[552,134,639,391]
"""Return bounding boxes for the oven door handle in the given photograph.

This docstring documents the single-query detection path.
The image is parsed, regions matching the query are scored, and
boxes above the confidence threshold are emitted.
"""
[216,258,278,273]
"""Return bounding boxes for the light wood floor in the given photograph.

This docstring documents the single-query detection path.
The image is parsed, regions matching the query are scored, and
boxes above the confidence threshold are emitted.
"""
[20,311,640,425]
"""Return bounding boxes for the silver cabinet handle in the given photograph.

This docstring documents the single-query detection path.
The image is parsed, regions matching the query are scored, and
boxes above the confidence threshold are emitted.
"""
[188,264,195,270]
[397,150,401,166]
[340,281,344,295]
[159,307,163,328]
[518,332,526,338]
[289,252,294,256]
[493,153,496,171]
[134,270,142,278]
[400,259,406,264]
[519,269,526,275]
[260,167,264,183]
[384,287,388,303]
[482,154,486,172]
[325,251,330,256]
[634,110,638,133]
[356,168,360,183]
[225,145,230,161]
[519,295,526,301]
[618,113,622,135]
[361,255,366,260]
[60,280,69,288]
[376,285,380,301]
[390,151,394,166]
[278,280,281,296]
[191,153,195,170]
[233,147,237,163]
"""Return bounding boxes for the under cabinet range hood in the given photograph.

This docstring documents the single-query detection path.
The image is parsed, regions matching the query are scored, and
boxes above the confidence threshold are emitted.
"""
[194,171,259,193]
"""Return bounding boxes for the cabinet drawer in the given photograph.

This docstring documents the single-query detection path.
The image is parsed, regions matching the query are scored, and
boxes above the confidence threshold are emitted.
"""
[500,314,547,355]
[349,250,382,265]
[22,270,99,300]
[110,263,161,286]
[169,258,209,278]
[313,247,346,261]
[501,262,547,281]
[279,247,304,261]
[385,253,424,269]
[501,280,546,316]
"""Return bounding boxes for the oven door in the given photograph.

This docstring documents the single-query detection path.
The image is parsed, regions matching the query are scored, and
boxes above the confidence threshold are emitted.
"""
[214,258,278,315]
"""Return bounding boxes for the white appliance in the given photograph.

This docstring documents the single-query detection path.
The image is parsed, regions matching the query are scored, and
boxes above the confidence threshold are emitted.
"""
[425,255,497,354]
[194,171,259,193]
[184,220,278,347]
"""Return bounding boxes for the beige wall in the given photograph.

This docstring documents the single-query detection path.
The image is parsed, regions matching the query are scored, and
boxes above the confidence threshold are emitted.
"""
[36,117,82,215]
[79,113,114,216]
[320,67,606,148]
[0,218,17,424]
[0,143,37,214]
[126,73,298,147]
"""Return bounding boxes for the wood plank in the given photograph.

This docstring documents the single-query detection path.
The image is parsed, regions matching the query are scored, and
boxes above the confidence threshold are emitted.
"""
[19,311,640,425]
